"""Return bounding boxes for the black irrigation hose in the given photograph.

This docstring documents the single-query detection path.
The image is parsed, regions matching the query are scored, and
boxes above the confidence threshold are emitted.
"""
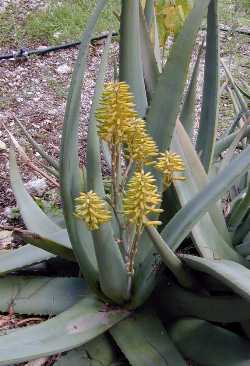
[0,32,119,61]
[219,25,250,36]
[0,24,249,62]
[200,25,250,36]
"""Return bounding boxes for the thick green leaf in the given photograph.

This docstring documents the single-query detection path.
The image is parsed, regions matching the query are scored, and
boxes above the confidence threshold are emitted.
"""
[214,125,250,159]
[133,119,231,306]
[172,120,231,244]
[87,32,111,197]
[84,334,121,366]
[0,296,129,365]
[86,32,128,303]
[182,255,250,302]
[54,335,119,366]
[228,184,250,231]
[166,121,233,259]
[146,226,195,289]
[159,185,182,229]
[157,282,250,323]
[139,3,159,100]
[180,42,203,138]
[160,140,250,261]
[14,229,75,262]
[0,276,87,315]
[152,6,162,73]
[60,1,107,292]
[132,194,177,308]
[53,347,90,366]
[0,245,54,275]
[243,229,250,246]
[92,226,129,304]
[14,117,59,171]
[233,211,250,246]
[170,318,250,365]
[147,0,210,181]
[9,149,75,265]
[196,0,219,172]
[110,310,186,366]
[144,0,154,30]
[9,148,67,241]
[120,0,148,116]
[236,240,250,257]
[130,245,162,309]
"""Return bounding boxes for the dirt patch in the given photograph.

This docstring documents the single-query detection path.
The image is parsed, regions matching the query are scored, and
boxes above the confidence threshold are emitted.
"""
[0,40,117,224]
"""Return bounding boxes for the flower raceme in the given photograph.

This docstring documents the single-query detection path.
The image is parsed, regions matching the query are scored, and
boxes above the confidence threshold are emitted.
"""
[75,82,185,240]
[155,151,185,189]
[74,191,111,230]
[96,81,137,145]
[74,82,186,276]
[123,171,162,227]
[125,118,158,169]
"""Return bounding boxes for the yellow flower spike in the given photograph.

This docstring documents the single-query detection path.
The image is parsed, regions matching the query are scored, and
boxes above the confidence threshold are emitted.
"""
[155,151,185,189]
[125,118,159,169]
[123,171,163,226]
[74,191,111,231]
[96,82,137,145]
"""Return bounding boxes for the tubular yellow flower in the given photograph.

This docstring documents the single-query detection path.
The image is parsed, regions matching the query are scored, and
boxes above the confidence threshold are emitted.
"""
[96,81,137,144]
[155,151,185,189]
[123,171,162,227]
[74,191,111,231]
[125,118,158,169]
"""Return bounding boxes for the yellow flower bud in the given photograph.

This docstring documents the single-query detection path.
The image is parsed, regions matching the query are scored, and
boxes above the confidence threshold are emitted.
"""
[123,171,162,226]
[155,151,185,189]
[74,191,111,230]
[96,82,137,145]
[125,118,158,169]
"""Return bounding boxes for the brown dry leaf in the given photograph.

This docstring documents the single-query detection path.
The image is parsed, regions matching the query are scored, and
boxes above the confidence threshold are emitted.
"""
[0,230,13,249]
[0,315,10,328]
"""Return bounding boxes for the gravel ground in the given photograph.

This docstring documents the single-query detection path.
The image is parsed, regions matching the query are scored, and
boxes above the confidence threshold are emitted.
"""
[0,41,116,225]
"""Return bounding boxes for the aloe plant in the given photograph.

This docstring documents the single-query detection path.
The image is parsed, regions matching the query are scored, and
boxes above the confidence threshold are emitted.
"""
[1,0,250,365]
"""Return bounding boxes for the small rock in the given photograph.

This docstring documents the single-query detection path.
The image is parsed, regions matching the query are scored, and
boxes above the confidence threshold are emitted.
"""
[0,0,9,13]
[16,97,24,103]
[0,140,6,151]
[47,108,58,115]
[25,178,48,196]
[56,63,71,74]
[0,230,13,249]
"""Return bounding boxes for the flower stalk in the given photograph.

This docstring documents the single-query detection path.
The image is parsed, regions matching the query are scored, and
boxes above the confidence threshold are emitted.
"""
[123,170,163,274]
[75,81,185,281]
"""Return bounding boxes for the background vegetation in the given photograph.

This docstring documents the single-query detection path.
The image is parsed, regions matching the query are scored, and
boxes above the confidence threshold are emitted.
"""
[0,0,249,47]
